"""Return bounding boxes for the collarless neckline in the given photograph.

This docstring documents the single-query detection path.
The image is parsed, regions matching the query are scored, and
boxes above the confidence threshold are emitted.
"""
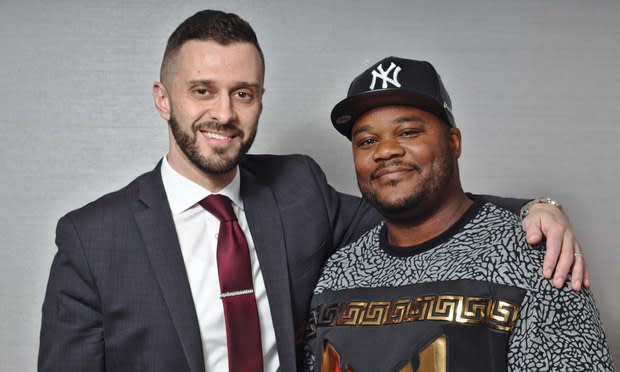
[380,200,483,257]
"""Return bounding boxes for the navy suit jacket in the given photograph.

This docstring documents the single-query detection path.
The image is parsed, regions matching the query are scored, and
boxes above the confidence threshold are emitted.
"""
[39,154,523,371]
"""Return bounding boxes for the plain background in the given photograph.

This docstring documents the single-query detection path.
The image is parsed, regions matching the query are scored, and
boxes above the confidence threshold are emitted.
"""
[1,0,618,369]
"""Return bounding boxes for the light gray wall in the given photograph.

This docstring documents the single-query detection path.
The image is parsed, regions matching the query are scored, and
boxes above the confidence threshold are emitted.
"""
[1,0,618,369]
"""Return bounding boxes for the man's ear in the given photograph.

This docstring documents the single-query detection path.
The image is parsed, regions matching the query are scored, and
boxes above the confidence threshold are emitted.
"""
[258,87,265,115]
[448,127,462,159]
[152,82,171,121]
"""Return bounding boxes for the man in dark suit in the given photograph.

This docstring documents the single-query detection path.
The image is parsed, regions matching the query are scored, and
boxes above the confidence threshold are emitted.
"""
[38,10,586,372]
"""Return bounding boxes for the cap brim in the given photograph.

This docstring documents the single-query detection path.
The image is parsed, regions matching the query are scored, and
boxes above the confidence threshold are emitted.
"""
[331,89,453,139]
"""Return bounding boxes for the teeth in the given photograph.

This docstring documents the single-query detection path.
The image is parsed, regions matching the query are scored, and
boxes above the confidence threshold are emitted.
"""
[204,131,230,140]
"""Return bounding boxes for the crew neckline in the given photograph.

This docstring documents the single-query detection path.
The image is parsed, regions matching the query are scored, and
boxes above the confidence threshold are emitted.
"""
[380,200,483,257]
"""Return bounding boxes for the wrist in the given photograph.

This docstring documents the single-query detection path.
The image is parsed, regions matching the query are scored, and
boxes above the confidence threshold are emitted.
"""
[520,197,563,220]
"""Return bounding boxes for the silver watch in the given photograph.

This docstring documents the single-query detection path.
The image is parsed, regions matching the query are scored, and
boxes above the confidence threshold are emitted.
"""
[519,197,563,220]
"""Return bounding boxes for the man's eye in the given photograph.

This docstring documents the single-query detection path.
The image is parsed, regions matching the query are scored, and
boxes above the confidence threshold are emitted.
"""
[358,138,377,147]
[194,88,208,95]
[401,129,421,137]
[235,91,253,100]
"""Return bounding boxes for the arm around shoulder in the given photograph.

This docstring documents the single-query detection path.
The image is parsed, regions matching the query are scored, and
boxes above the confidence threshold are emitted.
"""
[474,193,588,290]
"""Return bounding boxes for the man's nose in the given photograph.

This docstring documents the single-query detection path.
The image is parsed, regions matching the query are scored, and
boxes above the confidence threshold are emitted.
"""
[372,138,405,161]
[208,94,237,124]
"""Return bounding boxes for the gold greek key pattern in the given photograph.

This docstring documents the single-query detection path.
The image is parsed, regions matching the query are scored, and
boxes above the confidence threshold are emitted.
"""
[308,295,520,335]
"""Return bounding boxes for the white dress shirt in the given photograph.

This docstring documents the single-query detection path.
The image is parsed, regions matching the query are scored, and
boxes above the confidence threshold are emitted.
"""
[161,156,280,371]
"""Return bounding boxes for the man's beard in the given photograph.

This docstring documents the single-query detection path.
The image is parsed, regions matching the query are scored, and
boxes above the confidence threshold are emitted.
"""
[168,113,256,174]
[358,147,454,220]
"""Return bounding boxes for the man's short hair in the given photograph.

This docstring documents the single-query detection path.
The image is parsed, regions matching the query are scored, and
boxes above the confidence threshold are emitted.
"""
[160,9,265,84]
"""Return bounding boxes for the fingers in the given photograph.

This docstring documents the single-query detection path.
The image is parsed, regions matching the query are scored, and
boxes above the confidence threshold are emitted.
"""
[551,230,577,289]
[540,224,563,279]
[583,250,590,288]
[570,249,584,291]
[522,202,588,291]
[573,241,590,289]
[523,215,544,246]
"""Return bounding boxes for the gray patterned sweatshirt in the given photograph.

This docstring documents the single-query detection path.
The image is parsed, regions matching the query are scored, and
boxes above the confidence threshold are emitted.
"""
[304,201,613,372]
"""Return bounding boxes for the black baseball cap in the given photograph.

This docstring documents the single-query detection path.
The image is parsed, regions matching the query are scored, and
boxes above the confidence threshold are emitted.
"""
[331,56,456,139]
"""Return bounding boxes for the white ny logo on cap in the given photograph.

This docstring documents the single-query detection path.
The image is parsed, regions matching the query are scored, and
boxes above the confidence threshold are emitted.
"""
[369,62,402,90]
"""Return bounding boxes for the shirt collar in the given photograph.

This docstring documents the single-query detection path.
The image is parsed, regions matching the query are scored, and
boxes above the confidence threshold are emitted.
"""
[160,155,244,214]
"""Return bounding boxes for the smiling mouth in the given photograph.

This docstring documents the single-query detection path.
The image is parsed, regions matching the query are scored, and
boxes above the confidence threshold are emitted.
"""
[199,130,237,143]
[372,167,413,180]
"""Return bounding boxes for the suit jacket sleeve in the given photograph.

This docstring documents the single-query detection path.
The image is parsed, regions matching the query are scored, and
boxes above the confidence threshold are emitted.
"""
[39,214,105,372]
[470,194,527,215]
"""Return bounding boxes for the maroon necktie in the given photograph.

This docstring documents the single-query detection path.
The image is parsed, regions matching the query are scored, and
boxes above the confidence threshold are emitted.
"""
[199,194,263,372]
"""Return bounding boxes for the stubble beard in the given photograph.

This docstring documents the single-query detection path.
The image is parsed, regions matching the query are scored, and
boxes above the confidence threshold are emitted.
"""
[168,113,257,175]
[358,149,455,220]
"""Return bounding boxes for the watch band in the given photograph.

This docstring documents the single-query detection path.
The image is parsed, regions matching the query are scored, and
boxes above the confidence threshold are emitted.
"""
[520,197,563,220]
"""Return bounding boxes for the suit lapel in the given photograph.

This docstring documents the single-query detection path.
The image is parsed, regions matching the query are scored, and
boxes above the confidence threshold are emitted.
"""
[132,165,205,372]
[241,166,296,372]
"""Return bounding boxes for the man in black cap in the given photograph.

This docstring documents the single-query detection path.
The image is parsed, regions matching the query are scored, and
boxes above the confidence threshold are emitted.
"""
[303,57,613,371]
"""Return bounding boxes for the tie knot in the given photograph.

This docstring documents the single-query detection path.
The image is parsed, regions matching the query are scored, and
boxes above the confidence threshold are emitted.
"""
[199,194,237,222]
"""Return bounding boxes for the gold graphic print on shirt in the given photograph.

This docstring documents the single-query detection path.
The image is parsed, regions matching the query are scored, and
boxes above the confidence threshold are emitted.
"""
[321,335,446,372]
